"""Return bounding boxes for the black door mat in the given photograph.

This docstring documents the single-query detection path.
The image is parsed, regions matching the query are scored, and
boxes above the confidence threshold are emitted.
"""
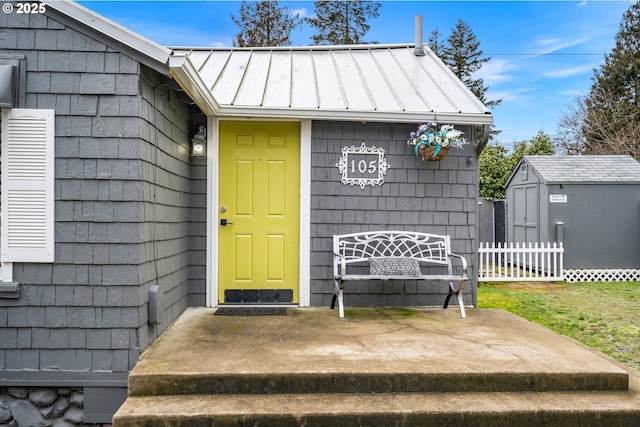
[214,307,288,316]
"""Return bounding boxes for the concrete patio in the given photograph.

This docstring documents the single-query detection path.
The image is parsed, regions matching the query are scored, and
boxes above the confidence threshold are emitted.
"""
[114,306,640,426]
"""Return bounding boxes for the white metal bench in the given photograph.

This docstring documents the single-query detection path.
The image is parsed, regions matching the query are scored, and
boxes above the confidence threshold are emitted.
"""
[332,231,468,318]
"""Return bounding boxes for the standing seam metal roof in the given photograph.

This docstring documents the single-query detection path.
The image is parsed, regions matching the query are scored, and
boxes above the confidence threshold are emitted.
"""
[40,2,491,125]
[169,44,493,124]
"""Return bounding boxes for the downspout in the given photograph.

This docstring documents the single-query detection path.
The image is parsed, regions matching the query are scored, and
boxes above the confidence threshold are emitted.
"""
[476,124,491,155]
[473,123,491,309]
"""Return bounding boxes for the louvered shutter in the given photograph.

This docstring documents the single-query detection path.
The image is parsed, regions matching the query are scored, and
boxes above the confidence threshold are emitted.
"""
[1,109,54,262]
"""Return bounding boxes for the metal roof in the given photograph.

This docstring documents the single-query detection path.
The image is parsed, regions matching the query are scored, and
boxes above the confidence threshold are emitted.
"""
[169,45,493,124]
[522,155,640,184]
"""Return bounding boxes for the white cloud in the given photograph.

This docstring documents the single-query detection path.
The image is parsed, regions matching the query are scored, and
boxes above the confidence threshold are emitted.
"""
[487,86,538,103]
[540,63,597,78]
[474,59,517,84]
[529,35,590,56]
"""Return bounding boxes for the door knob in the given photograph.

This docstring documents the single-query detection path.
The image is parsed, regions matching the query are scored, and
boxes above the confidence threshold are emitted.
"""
[220,219,233,226]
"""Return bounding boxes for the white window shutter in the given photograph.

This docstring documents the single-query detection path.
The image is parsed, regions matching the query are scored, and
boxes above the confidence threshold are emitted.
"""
[1,108,55,263]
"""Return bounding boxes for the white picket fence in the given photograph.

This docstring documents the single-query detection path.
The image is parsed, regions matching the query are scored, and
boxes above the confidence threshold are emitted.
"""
[478,242,564,282]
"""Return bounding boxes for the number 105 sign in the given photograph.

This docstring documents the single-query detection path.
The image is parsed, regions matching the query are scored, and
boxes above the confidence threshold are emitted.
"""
[335,143,390,189]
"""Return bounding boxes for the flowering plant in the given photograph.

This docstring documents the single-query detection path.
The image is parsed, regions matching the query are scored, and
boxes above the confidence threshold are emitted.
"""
[406,122,468,159]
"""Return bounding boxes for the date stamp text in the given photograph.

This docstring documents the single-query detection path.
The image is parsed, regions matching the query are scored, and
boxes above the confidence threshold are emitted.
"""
[3,2,47,14]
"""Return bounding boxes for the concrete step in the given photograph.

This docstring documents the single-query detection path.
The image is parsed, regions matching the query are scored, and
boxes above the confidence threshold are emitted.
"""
[114,390,640,427]
[128,370,629,396]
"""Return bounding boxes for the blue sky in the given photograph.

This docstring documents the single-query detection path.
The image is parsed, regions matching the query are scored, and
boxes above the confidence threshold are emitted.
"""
[77,0,634,149]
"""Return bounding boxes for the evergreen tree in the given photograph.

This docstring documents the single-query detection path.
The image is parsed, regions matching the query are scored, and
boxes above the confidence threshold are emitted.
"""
[510,130,555,170]
[582,2,640,157]
[306,0,381,45]
[430,19,501,145]
[231,0,301,47]
[427,28,444,56]
[479,144,511,200]
[442,19,501,109]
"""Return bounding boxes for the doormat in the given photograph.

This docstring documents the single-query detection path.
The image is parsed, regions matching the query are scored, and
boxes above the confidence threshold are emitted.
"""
[214,307,288,316]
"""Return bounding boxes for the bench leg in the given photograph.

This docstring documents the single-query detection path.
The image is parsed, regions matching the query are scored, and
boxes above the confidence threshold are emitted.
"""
[444,283,466,319]
[457,294,466,319]
[331,279,340,310]
[443,285,455,309]
[331,279,345,318]
[338,288,344,318]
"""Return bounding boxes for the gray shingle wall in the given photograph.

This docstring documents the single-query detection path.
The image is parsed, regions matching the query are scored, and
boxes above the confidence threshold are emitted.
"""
[0,11,201,378]
[188,164,207,306]
[310,121,478,308]
[135,66,196,351]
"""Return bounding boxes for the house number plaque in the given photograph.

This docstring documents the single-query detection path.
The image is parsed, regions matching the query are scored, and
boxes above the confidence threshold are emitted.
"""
[335,143,390,189]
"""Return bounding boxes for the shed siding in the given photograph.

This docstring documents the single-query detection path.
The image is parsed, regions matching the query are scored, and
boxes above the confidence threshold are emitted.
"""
[309,121,477,308]
[547,183,640,269]
[0,9,201,396]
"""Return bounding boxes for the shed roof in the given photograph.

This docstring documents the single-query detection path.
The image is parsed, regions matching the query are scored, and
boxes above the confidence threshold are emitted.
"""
[169,45,493,124]
[521,155,640,184]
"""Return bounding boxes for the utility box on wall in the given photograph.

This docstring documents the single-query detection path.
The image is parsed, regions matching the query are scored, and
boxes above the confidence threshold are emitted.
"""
[505,155,640,269]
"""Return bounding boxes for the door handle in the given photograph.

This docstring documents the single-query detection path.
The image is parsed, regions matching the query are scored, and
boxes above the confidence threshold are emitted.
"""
[220,219,233,226]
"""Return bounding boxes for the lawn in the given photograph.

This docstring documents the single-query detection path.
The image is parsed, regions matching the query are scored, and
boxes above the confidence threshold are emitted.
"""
[477,281,640,371]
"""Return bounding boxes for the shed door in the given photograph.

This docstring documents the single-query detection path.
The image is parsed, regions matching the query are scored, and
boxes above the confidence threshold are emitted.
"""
[513,184,538,243]
[218,121,300,304]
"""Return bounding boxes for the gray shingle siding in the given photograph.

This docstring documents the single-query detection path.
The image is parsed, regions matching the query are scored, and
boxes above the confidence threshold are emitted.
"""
[309,121,478,308]
[0,10,203,391]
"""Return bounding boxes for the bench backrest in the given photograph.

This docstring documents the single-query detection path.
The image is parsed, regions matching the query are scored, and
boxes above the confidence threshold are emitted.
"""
[333,231,451,266]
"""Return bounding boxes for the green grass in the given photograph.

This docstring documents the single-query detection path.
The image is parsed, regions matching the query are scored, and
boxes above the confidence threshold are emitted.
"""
[478,281,640,371]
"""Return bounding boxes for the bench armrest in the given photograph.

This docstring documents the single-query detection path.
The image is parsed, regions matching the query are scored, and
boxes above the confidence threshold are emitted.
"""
[333,251,347,278]
[448,252,469,279]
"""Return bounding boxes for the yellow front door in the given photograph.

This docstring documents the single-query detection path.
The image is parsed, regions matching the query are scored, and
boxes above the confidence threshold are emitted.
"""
[218,121,300,304]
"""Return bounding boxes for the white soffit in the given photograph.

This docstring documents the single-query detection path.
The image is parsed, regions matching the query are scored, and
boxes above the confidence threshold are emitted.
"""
[170,44,493,125]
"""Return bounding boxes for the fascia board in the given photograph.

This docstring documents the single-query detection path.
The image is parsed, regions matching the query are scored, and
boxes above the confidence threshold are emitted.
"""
[215,106,493,125]
[169,54,220,115]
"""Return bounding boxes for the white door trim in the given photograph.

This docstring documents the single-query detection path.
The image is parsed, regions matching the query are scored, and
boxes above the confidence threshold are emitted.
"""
[205,117,311,307]
[206,115,218,308]
[299,119,311,307]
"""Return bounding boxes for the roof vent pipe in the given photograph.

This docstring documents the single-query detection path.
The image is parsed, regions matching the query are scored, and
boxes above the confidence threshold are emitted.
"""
[414,15,425,56]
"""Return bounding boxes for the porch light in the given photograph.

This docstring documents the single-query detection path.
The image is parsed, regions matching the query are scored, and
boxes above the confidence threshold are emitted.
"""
[191,125,206,157]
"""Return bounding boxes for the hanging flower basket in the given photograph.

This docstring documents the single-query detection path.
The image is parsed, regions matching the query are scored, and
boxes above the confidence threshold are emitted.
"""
[418,144,450,161]
[407,123,468,161]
